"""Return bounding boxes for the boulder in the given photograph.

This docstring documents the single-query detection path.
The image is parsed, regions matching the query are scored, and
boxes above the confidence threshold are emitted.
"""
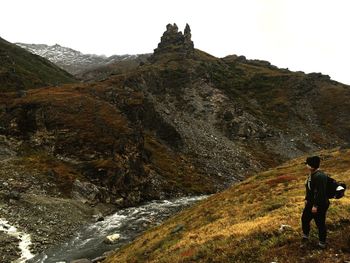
[92,213,104,222]
[104,233,120,244]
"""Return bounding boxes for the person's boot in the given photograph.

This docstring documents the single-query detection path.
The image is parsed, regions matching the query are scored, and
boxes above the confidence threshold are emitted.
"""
[300,235,309,248]
[317,241,327,249]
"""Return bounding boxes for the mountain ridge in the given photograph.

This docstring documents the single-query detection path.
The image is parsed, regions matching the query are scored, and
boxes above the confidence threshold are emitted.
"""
[0,36,76,92]
[16,42,150,75]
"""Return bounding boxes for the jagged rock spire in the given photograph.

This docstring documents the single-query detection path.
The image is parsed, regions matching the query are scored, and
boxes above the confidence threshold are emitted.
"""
[184,23,194,50]
[149,23,194,62]
[184,24,191,40]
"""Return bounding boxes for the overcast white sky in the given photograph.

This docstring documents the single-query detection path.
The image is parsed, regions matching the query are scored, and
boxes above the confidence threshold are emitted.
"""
[1,0,350,84]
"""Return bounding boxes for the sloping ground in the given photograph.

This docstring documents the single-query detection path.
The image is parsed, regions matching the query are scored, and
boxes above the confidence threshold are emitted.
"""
[221,56,350,144]
[0,81,215,256]
[0,37,75,92]
[0,81,215,207]
[104,148,350,263]
[0,135,101,256]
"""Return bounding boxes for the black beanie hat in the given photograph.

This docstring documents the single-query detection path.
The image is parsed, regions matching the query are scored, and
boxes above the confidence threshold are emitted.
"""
[305,156,320,169]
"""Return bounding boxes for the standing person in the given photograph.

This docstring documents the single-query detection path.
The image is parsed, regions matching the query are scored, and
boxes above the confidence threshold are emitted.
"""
[301,156,330,249]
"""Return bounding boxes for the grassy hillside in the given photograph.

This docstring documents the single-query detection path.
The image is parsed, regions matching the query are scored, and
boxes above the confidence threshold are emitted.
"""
[0,37,75,91]
[104,148,350,263]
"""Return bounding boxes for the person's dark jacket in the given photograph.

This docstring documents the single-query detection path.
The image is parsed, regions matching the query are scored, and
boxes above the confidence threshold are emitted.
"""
[305,170,329,208]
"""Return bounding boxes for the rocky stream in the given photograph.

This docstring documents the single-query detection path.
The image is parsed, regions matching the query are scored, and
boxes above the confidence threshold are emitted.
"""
[1,196,207,263]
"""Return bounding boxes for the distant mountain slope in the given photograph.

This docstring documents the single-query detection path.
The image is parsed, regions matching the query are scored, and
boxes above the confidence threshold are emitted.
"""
[104,148,350,263]
[75,53,151,81]
[9,23,348,193]
[0,37,75,92]
[16,43,150,75]
[100,23,349,189]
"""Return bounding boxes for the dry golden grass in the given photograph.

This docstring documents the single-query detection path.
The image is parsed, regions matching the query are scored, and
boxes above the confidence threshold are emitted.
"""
[104,148,350,263]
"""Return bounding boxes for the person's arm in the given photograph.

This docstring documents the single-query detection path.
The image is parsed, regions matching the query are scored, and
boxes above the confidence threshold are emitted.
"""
[313,172,328,209]
[305,177,311,203]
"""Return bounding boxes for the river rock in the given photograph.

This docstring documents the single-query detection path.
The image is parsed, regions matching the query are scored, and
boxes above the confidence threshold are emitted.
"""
[114,197,124,206]
[7,190,21,201]
[96,216,104,222]
[104,233,120,244]
[91,255,107,263]
[103,250,115,257]
[70,259,92,263]
[92,213,104,222]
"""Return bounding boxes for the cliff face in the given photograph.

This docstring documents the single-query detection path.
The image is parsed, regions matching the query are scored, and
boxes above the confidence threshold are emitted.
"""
[0,85,145,205]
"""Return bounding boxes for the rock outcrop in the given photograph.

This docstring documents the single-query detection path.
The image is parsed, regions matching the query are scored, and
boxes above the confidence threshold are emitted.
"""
[150,23,194,62]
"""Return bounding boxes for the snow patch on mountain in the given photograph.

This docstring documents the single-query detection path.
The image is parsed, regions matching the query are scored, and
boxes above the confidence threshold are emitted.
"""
[16,43,139,75]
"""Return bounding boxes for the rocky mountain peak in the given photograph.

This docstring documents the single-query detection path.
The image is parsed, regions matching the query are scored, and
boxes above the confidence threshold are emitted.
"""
[150,23,194,62]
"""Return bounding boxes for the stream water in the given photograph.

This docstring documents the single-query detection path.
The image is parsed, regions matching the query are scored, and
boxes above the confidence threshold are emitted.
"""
[27,195,207,263]
[0,218,35,262]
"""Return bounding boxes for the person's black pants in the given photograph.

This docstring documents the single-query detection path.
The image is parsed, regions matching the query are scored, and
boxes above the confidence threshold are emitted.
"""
[301,202,329,243]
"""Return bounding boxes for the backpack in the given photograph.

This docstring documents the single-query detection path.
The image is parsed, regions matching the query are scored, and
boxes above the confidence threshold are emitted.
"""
[326,175,346,199]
